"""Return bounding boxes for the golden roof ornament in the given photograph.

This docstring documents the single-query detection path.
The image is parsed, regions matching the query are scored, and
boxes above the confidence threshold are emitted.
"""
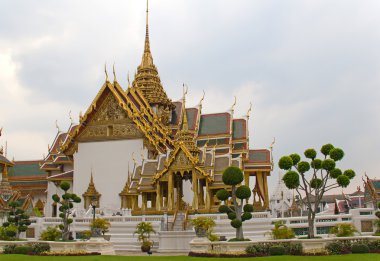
[69,110,74,124]
[113,63,117,82]
[55,120,60,133]
[230,96,237,112]
[245,102,252,119]
[104,63,109,82]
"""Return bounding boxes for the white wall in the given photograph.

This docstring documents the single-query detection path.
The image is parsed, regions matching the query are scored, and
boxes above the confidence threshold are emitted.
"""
[73,139,144,212]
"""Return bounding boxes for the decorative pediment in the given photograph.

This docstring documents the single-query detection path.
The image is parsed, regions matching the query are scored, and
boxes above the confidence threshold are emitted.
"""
[172,150,191,169]
[91,94,130,125]
[77,93,144,142]
[153,144,212,183]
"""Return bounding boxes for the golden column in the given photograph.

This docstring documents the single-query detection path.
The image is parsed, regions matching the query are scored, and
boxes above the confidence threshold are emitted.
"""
[192,170,199,209]
[167,172,173,210]
[205,181,211,211]
[155,181,161,211]
[141,193,147,212]
[199,179,205,207]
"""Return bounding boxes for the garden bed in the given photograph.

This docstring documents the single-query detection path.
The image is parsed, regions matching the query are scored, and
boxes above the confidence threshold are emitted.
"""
[190,236,380,255]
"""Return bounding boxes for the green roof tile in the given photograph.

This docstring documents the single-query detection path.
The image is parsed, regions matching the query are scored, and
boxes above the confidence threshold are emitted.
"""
[9,162,47,177]
[198,113,230,136]
[232,119,246,139]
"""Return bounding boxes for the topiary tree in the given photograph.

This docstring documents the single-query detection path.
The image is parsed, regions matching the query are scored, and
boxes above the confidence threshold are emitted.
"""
[2,201,31,239]
[216,166,254,240]
[374,202,380,236]
[52,181,81,240]
[278,144,355,238]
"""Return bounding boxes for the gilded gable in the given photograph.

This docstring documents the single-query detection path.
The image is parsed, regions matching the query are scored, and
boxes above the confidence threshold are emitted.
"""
[78,93,143,142]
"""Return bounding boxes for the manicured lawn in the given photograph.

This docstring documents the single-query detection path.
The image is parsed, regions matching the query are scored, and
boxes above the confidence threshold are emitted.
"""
[0,254,379,261]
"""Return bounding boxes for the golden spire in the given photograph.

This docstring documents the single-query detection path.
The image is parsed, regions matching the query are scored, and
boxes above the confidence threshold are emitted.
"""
[182,84,189,132]
[141,0,153,67]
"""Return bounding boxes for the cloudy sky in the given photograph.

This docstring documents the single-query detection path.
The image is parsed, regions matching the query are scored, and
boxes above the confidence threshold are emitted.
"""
[0,0,379,195]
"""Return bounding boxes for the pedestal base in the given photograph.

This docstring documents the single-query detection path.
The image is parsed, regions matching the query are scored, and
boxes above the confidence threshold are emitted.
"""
[86,237,115,255]
[189,237,211,252]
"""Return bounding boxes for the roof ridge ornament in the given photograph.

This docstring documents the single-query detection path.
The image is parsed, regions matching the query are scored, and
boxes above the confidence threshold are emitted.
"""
[113,63,117,82]
[55,120,60,133]
[230,96,236,112]
[104,63,109,82]
[245,102,252,119]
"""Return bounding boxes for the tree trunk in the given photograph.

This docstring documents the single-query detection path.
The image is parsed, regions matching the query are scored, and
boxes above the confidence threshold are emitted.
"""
[308,212,315,238]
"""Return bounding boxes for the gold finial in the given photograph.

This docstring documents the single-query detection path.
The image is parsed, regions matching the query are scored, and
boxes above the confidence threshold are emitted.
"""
[198,90,205,107]
[132,152,136,164]
[0,127,2,137]
[246,102,252,119]
[104,63,109,82]
[48,144,50,151]
[79,111,83,121]
[127,71,131,88]
[69,110,74,124]
[230,96,236,111]
[113,63,117,82]
[270,137,276,152]
[55,120,60,133]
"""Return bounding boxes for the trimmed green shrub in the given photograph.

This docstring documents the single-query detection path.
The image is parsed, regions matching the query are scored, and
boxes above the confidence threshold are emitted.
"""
[330,223,357,237]
[329,148,344,161]
[30,242,51,254]
[269,245,285,256]
[367,240,380,251]
[278,156,293,170]
[321,144,334,156]
[245,246,257,254]
[3,244,17,254]
[297,161,310,173]
[218,205,230,213]
[304,148,317,159]
[287,243,303,255]
[216,189,229,201]
[222,166,243,185]
[351,243,369,254]
[282,171,299,189]
[289,154,301,165]
[14,245,33,255]
[325,241,352,254]
[39,226,62,241]
[236,185,251,199]
[270,221,295,239]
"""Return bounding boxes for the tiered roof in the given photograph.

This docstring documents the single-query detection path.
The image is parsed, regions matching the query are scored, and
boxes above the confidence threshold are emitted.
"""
[8,161,47,196]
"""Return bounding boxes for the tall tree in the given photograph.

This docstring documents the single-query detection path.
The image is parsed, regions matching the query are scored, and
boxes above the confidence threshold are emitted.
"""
[216,166,253,240]
[278,144,355,238]
[52,182,81,240]
[2,201,31,239]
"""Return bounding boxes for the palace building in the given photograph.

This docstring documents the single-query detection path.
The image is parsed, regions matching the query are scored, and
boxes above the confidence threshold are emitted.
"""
[40,4,273,217]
